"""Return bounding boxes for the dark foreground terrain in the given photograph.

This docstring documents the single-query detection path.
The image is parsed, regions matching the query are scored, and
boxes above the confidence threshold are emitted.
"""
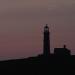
[0,55,75,75]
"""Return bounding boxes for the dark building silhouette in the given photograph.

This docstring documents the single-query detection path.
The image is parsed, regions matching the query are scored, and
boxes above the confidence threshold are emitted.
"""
[43,24,71,57]
[54,45,71,56]
[43,24,50,56]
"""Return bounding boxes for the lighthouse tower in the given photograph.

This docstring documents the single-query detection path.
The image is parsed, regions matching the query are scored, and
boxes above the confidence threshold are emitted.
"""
[43,24,50,56]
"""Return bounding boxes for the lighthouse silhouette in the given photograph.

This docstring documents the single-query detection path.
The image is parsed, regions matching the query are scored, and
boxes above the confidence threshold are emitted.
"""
[43,24,50,56]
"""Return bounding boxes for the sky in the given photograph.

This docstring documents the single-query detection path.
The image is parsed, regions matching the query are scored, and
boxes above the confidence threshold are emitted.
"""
[0,0,75,60]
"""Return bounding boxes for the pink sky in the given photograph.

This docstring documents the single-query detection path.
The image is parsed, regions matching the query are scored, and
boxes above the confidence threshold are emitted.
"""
[0,0,75,60]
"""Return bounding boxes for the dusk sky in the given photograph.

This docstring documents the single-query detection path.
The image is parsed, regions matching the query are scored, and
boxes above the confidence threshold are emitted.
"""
[0,0,75,60]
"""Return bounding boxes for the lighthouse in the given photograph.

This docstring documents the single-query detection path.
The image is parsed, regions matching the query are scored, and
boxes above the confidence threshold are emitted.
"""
[43,24,50,56]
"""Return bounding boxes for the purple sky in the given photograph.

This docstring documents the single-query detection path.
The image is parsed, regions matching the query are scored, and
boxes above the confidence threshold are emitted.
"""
[0,0,75,60]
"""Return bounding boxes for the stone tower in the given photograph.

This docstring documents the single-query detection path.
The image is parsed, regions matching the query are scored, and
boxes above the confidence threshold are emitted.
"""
[43,24,50,56]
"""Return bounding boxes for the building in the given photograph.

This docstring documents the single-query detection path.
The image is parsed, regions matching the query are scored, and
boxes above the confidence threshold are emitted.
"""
[43,24,50,56]
[42,24,71,57]
[54,45,71,56]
